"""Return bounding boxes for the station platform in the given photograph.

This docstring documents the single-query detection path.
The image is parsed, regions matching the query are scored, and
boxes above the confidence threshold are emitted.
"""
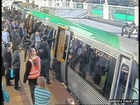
[2,51,76,105]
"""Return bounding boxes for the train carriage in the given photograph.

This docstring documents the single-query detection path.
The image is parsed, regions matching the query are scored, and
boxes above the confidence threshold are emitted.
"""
[15,4,139,105]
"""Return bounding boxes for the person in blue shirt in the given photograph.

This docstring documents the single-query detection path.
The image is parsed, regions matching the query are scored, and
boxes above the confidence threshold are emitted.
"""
[34,76,51,105]
[30,29,42,48]
[2,26,9,45]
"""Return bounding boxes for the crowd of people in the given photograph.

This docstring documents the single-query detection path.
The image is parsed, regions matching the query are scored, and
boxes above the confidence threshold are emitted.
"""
[1,7,75,105]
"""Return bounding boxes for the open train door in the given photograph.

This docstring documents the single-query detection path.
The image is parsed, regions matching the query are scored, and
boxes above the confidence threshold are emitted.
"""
[55,26,71,83]
[50,25,58,64]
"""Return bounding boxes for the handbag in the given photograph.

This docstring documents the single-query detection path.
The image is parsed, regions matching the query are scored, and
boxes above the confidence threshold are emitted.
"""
[9,69,15,79]
[2,84,10,103]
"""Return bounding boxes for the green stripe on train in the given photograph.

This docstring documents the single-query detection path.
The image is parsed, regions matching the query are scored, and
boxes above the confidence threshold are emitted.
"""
[31,10,120,50]
[92,10,134,21]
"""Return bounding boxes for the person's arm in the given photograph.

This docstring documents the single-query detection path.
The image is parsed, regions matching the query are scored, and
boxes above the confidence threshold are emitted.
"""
[46,91,51,100]
[47,37,56,44]
[23,61,31,83]
[7,32,10,42]
[37,57,41,71]
[18,27,22,38]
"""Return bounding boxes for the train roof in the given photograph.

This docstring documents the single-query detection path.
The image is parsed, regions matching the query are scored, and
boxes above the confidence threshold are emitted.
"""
[17,3,139,63]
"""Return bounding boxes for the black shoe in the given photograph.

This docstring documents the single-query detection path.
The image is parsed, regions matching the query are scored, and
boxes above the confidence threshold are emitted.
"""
[18,87,21,89]
[47,82,52,85]
[7,84,13,86]
[14,88,21,91]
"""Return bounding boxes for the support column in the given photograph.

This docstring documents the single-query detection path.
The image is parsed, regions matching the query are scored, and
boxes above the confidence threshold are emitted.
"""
[134,6,139,26]
[52,0,55,7]
[87,4,92,16]
[59,1,63,7]
[83,2,88,9]
[69,0,73,8]
[103,0,109,20]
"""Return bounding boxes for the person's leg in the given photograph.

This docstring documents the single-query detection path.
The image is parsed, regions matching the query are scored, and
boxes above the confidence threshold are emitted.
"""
[41,64,46,79]
[4,65,10,86]
[24,47,27,61]
[28,79,37,104]
[14,69,20,90]
[45,64,50,84]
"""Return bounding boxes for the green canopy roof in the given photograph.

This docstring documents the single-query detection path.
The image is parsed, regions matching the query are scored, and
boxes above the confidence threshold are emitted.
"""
[30,10,120,49]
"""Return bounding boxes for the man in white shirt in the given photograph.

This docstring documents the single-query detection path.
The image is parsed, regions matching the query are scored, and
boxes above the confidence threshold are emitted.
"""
[2,26,9,45]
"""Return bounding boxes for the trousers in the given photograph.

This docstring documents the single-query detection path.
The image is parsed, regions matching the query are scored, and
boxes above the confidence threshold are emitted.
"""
[28,79,37,104]
[14,68,20,89]
[40,60,50,83]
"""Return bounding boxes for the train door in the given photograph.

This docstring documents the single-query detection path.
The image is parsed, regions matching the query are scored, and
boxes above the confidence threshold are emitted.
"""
[114,56,132,101]
[50,25,58,64]
[54,27,71,83]
[126,61,139,105]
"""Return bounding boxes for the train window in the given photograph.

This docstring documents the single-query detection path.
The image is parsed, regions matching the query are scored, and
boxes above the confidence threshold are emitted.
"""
[116,62,130,99]
[128,61,139,105]
[67,37,116,100]
[52,29,57,51]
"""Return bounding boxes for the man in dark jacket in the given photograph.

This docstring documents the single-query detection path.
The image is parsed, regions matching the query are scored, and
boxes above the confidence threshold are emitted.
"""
[10,19,16,32]
[18,22,26,39]
[38,35,51,84]
[11,27,21,53]
[11,45,21,91]
[22,32,31,61]
[3,43,12,86]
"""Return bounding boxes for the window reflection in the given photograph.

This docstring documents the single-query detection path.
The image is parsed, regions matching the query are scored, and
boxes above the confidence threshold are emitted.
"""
[67,37,116,100]
[128,62,139,105]
[116,63,129,99]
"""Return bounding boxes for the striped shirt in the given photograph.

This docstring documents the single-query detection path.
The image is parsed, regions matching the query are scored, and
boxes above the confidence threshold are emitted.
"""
[34,86,50,105]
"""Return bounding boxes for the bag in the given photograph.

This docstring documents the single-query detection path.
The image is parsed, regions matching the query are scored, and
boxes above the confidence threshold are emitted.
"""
[38,44,48,59]
[9,69,15,79]
[2,84,10,103]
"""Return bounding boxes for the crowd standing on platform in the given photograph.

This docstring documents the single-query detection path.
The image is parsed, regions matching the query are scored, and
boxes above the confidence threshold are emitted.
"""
[1,6,76,105]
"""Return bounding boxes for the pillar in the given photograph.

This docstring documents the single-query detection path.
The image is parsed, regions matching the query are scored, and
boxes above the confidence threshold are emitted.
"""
[103,0,109,20]
[134,6,139,26]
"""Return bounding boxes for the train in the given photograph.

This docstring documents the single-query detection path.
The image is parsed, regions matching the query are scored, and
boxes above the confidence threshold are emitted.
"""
[13,3,139,105]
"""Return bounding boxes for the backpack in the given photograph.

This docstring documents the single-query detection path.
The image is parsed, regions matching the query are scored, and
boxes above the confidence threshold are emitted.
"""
[38,44,48,59]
